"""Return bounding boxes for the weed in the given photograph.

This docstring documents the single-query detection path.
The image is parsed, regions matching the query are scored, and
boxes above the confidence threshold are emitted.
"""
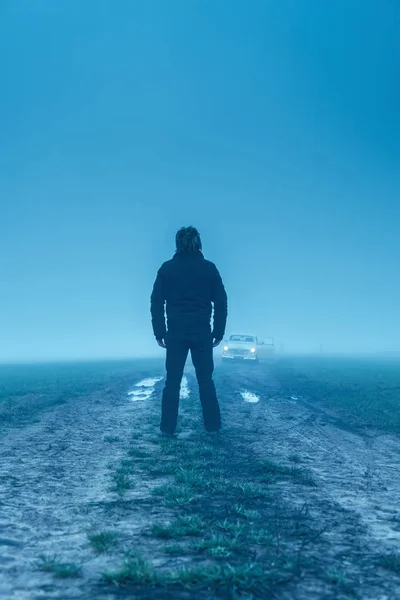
[192,533,240,557]
[175,515,209,535]
[231,481,269,499]
[169,561,290,593]
[290,467,317,487]
[175,467,208,489]
[215,519,244,535]
[149,464,176,476]
[152,484,198,507]
[259,459,291,477]
[37,555,81,579]
[288,504,314,538]
[88,531,119,553]
[231,504,260,520]
[109,470,133,496]
[257,459,317,487]
[160,439,185,456]
[249,529,276,547]
[103,554,159,587]
[152,515,207,540]
[208,477,231,494]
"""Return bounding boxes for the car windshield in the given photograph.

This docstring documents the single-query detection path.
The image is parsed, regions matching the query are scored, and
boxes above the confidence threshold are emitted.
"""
[229,335,255,343]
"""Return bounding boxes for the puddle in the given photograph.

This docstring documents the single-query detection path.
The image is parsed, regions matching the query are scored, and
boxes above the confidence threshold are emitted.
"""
[133,378,163,388]
[128,377,163,401]
[128,376,190,402]
[180,376,190,399]
[241,391,260,403]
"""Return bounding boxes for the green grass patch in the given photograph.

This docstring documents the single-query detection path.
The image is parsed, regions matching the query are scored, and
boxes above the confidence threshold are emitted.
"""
[103,556,297,593]
[88,531,119,553]
[231,481,269,499]
[175,467,209,489]
[256,459,317,487]
[192,533,241,558]
[289,467,318,487]
[37,555,81,578]
[215,519,244,536]
[151,483,199,507]
[151,515,207,539]
[169,561,294,593]
[147,461,176,476]
[249,528,276,547]
[103,554,159,587]
[174,515,208,535]
[231,504,260,520]
[109,469,134,496]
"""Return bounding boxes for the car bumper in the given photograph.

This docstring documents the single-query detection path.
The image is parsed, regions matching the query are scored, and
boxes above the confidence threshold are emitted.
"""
[222,354,258,361]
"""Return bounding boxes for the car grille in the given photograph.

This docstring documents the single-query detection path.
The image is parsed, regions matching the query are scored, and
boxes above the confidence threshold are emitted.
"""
[230,348,249,356]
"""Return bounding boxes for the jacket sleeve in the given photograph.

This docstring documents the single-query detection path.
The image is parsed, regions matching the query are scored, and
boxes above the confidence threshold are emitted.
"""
[150,268,167,340]
[211,265,228,341]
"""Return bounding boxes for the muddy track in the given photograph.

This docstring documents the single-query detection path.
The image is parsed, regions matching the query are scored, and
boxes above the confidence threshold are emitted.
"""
[1,360,400,599]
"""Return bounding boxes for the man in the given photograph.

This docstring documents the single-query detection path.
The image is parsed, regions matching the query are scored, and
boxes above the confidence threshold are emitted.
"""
[150,226,228,437]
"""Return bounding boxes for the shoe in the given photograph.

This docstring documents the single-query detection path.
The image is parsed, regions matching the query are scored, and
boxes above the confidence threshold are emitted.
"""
[207,431,220,442]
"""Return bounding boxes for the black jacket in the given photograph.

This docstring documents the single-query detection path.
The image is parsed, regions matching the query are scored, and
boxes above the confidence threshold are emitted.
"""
[150,251,228,342]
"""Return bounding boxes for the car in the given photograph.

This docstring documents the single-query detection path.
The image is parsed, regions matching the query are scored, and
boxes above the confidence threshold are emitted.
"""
[221,333,260,362]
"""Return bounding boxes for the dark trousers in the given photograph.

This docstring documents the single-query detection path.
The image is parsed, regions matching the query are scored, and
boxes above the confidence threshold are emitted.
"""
[161,336,221,434]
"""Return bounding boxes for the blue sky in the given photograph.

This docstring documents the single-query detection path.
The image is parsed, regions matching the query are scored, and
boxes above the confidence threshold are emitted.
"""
[1,0,399,361]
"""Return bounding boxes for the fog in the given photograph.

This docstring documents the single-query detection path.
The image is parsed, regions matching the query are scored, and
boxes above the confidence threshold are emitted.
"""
[1,1,399,363]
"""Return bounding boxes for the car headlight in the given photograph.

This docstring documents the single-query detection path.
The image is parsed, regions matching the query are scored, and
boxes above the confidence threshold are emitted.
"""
[250,347,256,353]
[223,346,229,351]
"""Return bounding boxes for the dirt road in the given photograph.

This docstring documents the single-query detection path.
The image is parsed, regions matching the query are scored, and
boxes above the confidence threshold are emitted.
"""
[1,360,399,599]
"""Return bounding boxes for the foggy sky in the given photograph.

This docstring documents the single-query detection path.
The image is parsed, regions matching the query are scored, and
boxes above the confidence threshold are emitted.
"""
[1,0,399,362]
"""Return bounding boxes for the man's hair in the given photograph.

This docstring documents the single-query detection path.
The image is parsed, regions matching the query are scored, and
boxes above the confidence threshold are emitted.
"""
[175,226,202,254]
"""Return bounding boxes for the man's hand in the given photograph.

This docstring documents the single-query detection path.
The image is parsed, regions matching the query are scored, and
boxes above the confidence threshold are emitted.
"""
[213,339,222,348]
[157,339,167,349]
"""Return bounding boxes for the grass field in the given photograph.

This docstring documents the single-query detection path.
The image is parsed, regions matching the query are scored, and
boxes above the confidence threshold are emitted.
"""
[271,355,400,433]
[0,359,162,428]
[1,356,400,599]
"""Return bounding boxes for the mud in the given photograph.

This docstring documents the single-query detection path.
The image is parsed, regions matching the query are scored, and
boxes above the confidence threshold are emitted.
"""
[0,359,399,599]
